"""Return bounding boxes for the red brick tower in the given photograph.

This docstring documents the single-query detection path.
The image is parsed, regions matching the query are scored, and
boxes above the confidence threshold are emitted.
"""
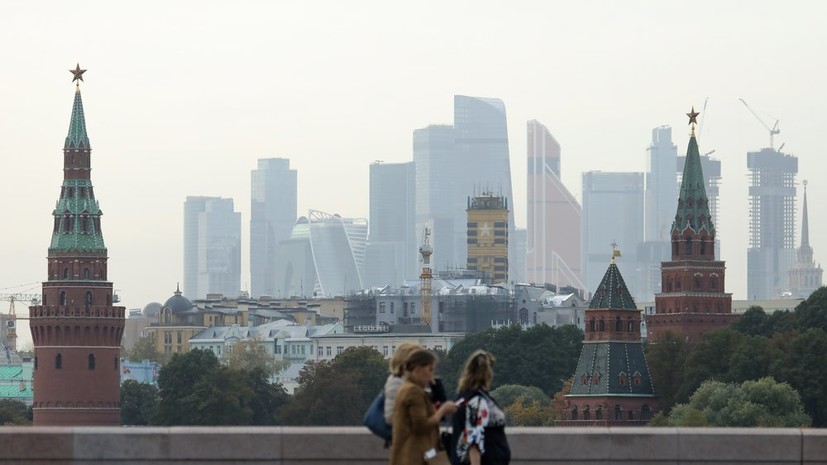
[647,108,736,344]
[28,65,125,425]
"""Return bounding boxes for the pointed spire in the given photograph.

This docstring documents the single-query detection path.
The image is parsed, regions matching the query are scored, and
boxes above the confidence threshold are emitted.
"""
[801,180,810,248]
[672,108,714,235]
[65,86,90,150]
[588,261,637,310]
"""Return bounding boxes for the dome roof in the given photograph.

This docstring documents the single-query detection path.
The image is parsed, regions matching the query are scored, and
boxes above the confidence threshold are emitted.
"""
[163,285,194,314]
[142,302,162,316]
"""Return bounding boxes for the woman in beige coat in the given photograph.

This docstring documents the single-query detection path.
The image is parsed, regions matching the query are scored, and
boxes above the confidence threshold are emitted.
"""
[389,349,457,465]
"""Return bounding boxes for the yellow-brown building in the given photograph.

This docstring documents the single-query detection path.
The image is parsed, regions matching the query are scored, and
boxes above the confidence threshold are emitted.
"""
[466,193,509,284]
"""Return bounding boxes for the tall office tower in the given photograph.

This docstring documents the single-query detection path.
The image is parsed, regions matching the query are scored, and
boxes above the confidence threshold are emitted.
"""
[645,126,679,242]
[649,110,734,344]
[747,148,798,299]
[364,161,416,288]
[250,158,297,298]
[414,124,461,273]
[562,255,657,426]
[512,228,527,284]
[526,120,583,289]
[29,67,125,425]
[183,197,241,299]
[454,96,515,282]
[466,193,509,284]
[581,172,644,298]
[274,210,367,297]
[789,181,823,299]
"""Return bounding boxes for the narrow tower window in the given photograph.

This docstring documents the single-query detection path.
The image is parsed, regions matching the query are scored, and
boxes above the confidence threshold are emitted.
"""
[55,353,62,369]
[86,291,93,307]
[88,354,96,370]
[83,268,90,280]
[59,292,66,306]
[685,236,692,256]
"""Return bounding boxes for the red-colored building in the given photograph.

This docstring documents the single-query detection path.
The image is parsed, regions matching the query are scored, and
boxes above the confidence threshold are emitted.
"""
[28,67,125,425]
[647,111,736,343]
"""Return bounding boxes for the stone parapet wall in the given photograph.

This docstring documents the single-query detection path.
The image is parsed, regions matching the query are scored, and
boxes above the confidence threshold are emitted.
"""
[0,426,824,464]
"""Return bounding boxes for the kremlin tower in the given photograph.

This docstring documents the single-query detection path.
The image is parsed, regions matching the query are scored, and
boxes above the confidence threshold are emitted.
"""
[28,65,125,425]
[560,246,657,425]
[647,108,736,344]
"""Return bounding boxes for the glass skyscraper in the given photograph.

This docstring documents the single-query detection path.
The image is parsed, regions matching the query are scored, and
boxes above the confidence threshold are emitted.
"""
[183,196,241,299]
[250,158,297,298]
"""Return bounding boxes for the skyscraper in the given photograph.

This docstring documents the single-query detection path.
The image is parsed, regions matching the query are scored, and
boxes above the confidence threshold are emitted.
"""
[466,193,509,284]
[414,96,515,280]
[581,171,644,298]
[183,197,241,299]
[274,210,367,297]
[29,66,125,425]
[649,109,734,344]
[250,158,297,297]
[644,126,678,243]
[526,120,582,289]
[788,181,823,299]
[747,148,798,300]
[364,161,416,288]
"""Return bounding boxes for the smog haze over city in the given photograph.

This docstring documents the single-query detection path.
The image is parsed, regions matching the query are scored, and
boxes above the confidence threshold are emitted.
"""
[1,1,825,347]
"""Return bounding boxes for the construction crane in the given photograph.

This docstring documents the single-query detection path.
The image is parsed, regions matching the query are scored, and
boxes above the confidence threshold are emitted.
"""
[418,227,433,329]
[738,98,780,150]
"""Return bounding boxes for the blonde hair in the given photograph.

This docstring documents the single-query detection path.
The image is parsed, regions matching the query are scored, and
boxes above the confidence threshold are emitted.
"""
[458,350,496,392]
[389,342,423,376]
[404,349,437,374]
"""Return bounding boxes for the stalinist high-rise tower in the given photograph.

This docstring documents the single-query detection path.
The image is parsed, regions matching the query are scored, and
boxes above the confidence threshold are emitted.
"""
[28,65,125,425]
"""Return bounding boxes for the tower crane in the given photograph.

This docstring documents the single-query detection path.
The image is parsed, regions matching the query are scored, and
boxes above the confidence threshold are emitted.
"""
[0,293,41,351]
[738,98,780,150]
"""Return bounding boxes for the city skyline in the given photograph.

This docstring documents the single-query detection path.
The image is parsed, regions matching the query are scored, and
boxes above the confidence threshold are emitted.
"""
[2,2,825,342]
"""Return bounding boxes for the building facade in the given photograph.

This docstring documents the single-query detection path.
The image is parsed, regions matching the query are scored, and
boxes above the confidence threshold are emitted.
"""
[526,120,582,290]
[788,181,823,299]
[747,148,798,300]
[581,171,644,298]
[28,71,125,425]
[184,196,241,300]
[250,158,297,298]
[648,114,735,344]
[466,193,509,284]
[364,161,416,288]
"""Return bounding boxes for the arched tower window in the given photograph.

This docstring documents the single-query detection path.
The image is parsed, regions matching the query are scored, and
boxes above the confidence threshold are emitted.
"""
[86,291,93,307]
[598,318,605,332]
[615,316,622,332]
[628,317,634,332]
[589,317,595,333]
[83,268,90,280]
[59,292,67,306]
[583,406,591,420]
[700,238,707,255]
[63,268,69,279]
[685,236,692,256]
[571,406,578,420]
[88,354,96,370]
[55,353,63,369]
[596,406,603,419]
[615,405,622,421]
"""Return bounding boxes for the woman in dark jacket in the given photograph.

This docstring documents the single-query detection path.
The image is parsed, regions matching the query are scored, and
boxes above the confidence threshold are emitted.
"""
[451,350,510,465]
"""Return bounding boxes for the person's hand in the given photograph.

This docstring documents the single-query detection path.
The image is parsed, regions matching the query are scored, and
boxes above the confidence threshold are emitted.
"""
[439,400,458,416]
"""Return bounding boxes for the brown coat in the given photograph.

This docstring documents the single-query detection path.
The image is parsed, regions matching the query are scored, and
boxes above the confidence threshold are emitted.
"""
[389,380,439,465]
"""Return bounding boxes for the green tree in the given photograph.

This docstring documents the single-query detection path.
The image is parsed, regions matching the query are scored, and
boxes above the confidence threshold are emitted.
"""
[120,380,159,425]
[664,378,810,427]
[490,384,549,408]
[125,334,169,365]
[280,346,387,425]
[773,328,827,427]
[0,399,31,425]
[644,331,688,412]
[155,349,221,425]
[222,337,283,375]
[795,286,827,332]
[441,324,582,396]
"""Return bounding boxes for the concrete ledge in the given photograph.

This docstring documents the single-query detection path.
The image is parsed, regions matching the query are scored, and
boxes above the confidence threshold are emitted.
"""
[0,426,824,464]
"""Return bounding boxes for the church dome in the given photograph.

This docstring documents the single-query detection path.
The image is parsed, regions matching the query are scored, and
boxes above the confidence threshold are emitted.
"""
[163,285,194,314]
[142,302,162,317]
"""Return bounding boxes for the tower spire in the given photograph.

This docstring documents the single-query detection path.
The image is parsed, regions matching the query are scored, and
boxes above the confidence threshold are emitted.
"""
[672,107,714,236]
[65,64,90,150]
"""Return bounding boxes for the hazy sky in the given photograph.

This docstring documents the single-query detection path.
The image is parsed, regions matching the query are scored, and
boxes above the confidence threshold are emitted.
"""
[2,1,825,346]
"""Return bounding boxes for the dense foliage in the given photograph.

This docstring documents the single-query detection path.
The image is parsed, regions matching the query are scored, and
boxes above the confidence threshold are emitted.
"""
[0,399,31,425]
[280,346,387,425]
[646,286,827,426]
[655,377,810,427]
[120,379,159,425]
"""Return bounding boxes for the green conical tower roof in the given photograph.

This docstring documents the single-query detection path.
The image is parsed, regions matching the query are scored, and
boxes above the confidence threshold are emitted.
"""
[672,132,714,235]
[588,261,637,310]
[64,87,90,150]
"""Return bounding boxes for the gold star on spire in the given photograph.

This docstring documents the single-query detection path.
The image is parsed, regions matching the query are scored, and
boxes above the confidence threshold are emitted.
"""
[687,106,700,135]
[70,63,87,85]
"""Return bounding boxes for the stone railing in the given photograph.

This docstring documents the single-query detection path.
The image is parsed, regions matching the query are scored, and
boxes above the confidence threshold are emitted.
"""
[0,426,825,464]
